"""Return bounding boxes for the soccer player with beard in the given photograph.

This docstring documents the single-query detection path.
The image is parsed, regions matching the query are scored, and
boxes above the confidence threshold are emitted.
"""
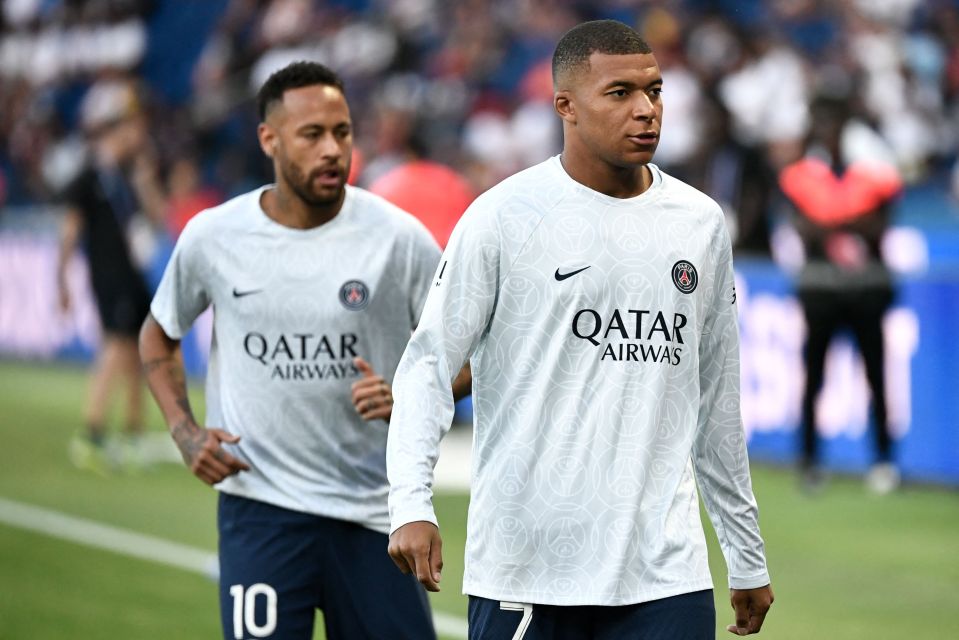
[139,61,463,639]
[387,20,774,639]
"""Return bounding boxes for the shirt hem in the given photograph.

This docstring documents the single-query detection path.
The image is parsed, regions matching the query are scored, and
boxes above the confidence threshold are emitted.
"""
[216,486,390,535]
[462,578,716,607]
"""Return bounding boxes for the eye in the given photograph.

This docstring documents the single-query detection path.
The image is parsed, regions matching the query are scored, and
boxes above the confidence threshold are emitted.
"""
[650,87,663,97]
[608,88,629,98]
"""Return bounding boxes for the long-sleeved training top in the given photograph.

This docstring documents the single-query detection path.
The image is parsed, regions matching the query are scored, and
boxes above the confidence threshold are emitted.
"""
[387,155,770,606]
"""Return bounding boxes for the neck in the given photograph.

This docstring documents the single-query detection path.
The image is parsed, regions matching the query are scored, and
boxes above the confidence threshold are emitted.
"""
[560,145,651,199]
[261,182,345,230]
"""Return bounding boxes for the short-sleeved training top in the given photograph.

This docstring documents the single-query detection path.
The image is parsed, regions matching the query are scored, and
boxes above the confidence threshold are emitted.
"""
[152,184,441,533]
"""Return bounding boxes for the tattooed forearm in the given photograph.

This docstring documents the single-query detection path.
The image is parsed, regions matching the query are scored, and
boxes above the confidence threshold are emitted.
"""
[143,349,192,420]
[171,418,205,465]
[170,366,187,393]
[175,395,193,420]
[142,356,174,375]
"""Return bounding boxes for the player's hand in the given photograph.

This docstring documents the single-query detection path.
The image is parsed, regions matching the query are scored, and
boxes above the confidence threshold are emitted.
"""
[351,357,393,422]
[388,521,443,592]
[727,584,774,635]
[171,420,251,486]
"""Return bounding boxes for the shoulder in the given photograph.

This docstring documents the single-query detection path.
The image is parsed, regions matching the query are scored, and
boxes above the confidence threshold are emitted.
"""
[478,160,557,208]
[185,187,263,233]
[461,159,562,231]
[656,167,725,224]
[176,187,264,249]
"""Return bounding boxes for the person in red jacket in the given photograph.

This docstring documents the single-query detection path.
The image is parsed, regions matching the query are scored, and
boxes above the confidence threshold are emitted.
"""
[779,92,903,494]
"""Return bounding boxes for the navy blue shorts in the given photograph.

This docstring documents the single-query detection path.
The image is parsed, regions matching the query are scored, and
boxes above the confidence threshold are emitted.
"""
[217,493,436,640]
[468,589,715,640]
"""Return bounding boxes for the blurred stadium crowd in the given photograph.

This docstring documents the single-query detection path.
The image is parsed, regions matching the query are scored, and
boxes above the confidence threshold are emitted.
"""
[0,0,957,248]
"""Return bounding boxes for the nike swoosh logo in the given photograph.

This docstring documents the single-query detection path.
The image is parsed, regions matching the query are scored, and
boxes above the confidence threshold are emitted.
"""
[232,288,263,298]
[554,266,591,281]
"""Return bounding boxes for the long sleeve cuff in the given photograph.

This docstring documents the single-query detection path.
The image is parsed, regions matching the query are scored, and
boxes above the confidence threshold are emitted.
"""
[389,507,439,535]
[729,570,771,591]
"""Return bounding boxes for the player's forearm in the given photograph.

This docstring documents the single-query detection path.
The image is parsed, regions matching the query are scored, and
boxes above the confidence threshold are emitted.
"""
[387,342,458,532]
[139,314,196,431]
[695,325,769,587]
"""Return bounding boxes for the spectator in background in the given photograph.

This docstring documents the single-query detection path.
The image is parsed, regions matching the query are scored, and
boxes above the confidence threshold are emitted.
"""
[6,0,957,211]
[779,90,903,494]
[57,78,166,473]
[164,155,221,238]
[369,159,473,248]
[684,91,774,255]
[365,108,474,247]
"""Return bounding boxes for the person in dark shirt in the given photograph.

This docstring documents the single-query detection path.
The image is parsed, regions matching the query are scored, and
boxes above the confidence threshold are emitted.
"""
[779,92,902,494]
[57,79,166,473]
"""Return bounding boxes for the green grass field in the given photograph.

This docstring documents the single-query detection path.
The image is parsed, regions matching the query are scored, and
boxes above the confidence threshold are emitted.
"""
[1,359,957,639]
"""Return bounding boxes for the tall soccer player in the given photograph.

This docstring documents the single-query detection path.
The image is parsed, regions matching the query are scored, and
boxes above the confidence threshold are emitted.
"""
[387,20,774,639]
[139,61,461,639]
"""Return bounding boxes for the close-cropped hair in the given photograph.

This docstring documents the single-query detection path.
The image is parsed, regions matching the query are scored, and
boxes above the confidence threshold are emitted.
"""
[257,61,346,121]
[552,20,653,87]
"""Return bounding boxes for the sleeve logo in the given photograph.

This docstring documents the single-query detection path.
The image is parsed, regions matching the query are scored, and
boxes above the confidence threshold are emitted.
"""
[671,260,698,294]
[434,260,447,287]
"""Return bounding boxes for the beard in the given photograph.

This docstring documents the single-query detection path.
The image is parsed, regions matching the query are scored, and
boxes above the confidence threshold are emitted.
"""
[281,158,347,207]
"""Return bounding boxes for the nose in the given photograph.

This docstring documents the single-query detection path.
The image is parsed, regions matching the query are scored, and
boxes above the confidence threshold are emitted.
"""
[632,93,656,121]
[318,131,343,160]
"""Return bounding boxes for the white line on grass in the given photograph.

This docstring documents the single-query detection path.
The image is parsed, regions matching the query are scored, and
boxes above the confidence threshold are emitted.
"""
[0,496,468,639]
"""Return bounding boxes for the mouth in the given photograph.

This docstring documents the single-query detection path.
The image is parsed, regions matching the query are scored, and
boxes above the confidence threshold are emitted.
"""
[627,132,659,147]
[312,167,343,188]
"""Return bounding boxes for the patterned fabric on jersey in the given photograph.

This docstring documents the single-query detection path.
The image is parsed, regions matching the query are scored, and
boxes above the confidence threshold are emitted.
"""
[388,156,769,605]
[151,185,441,533]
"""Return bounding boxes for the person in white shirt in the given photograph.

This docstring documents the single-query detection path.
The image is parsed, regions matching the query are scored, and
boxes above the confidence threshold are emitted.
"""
[139,61,467,640]
[387,20,774,639]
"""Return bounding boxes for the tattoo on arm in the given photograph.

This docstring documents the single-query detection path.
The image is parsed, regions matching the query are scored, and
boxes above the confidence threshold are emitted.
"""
[171,418,205,464]
[143,353,196,426]
[141,356,174,375]
[175,396,192,419]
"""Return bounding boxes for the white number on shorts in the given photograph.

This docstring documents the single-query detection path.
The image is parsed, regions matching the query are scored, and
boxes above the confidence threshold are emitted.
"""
[229,583,278,638]
[499,602,533,640]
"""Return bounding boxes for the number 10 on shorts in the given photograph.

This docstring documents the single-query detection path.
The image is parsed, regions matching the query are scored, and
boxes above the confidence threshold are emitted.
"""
[230,583,278,638]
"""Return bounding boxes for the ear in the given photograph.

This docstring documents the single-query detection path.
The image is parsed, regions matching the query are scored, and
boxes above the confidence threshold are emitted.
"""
[257,123,277,159]
[554,90,576,125]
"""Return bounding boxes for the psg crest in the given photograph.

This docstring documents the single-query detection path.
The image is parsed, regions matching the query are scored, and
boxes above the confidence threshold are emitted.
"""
[671,260,698,294]
[339,280,370,310]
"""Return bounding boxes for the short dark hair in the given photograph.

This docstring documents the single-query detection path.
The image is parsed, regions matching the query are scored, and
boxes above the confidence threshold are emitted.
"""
[552,20,652,87]
[256,61,345,121]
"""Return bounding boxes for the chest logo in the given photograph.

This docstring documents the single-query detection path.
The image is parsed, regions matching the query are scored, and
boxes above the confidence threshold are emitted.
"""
[671,260,698,294]
[555,266,591,281]
[233,288,263,298]
[339,280,370,311]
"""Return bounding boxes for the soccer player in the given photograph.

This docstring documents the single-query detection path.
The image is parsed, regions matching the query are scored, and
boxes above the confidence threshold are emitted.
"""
[139,61,460,640]
[387,20,774,639]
